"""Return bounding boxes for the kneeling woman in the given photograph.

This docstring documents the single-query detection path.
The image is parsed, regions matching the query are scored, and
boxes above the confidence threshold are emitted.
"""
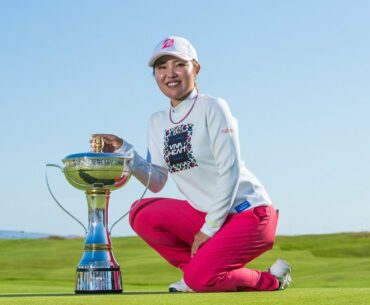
[92,36,291,292]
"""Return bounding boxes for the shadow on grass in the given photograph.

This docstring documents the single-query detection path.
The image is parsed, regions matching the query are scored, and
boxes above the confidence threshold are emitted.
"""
[0,292,170,298]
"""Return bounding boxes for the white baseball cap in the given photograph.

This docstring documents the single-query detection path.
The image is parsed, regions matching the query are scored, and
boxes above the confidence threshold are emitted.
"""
[148,36,198,67]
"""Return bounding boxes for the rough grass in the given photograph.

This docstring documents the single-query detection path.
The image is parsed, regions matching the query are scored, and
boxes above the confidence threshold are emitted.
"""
[0,233,369,304]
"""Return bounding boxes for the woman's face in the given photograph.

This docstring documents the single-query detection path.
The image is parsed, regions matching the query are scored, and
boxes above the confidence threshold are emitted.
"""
[154,55,200,107]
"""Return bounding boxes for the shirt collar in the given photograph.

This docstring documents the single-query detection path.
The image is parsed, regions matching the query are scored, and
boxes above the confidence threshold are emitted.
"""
[170,89,198,113]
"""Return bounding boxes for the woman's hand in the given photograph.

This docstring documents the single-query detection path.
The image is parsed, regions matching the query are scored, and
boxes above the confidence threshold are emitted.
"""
[191,231,211,258]
[90,134,124,153]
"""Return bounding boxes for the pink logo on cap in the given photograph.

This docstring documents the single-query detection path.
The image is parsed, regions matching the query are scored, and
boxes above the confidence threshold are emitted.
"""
[162,38,174,49]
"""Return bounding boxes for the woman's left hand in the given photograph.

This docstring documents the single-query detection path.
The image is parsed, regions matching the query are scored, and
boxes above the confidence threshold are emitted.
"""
[191,231,211,258]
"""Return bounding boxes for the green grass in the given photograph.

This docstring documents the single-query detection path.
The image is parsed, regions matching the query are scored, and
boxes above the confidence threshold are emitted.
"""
[0,233,369,304]
[1,289,370,305]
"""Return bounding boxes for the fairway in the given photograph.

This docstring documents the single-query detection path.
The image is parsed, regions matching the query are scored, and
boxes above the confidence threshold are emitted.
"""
[0,233,369,304]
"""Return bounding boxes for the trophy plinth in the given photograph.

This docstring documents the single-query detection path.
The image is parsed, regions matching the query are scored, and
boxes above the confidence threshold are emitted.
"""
[46,137,132,294]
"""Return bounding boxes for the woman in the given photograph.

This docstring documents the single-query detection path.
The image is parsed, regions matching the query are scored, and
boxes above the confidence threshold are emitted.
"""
[92,36,291,292]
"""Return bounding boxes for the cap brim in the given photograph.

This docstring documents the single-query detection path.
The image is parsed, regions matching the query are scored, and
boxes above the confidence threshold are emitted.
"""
[148,51,193,67]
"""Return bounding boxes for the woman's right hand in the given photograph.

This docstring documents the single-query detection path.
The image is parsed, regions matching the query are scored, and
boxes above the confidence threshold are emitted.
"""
[90,134,124,153]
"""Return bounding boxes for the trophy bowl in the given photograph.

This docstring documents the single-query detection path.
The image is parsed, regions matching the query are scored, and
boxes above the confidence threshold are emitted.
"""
[62,152,131,191]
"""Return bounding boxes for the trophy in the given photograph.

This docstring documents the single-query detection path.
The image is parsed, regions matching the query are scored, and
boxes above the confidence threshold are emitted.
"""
[45,136,132,293]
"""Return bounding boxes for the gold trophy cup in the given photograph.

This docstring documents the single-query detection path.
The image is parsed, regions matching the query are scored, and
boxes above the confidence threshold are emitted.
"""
[46,136,132,293]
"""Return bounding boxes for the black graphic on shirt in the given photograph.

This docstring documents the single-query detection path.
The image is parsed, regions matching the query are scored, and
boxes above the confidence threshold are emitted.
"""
[163,124,198,173]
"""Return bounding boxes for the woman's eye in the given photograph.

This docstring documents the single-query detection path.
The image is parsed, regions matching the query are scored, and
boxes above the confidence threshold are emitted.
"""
[176,63,185,67]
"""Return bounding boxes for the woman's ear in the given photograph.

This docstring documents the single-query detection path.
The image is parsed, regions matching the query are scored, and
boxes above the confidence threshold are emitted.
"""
[194,63,201,75]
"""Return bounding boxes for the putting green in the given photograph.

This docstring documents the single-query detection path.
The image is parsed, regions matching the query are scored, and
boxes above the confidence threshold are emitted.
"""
[1,289,370,305]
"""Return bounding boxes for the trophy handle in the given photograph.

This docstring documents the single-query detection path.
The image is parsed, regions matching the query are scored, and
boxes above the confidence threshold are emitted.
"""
[109,164,152,235]
[45,163,88,235]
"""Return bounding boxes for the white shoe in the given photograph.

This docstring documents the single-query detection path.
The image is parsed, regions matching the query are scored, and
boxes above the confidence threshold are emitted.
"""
[169,278,194,293]
[269,258,292,290]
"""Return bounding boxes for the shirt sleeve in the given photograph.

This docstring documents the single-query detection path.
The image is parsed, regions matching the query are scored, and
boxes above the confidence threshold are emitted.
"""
[115,118,168,193]
[200,98,241,237]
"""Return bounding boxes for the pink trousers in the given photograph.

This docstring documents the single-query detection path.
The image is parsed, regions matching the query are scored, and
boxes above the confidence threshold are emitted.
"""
[129,198,279,292]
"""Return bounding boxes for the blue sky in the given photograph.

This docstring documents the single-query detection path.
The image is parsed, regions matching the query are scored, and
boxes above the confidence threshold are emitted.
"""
[1,0,369,236]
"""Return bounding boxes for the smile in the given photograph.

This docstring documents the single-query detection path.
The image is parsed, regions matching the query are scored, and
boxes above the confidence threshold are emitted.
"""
[167,81,180,88]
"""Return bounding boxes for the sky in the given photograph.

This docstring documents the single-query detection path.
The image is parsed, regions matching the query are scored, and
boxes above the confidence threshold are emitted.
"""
[0,0,369,237]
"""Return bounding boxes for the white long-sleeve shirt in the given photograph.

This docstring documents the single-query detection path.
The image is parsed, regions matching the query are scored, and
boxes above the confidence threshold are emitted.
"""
[119,90,272,237]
